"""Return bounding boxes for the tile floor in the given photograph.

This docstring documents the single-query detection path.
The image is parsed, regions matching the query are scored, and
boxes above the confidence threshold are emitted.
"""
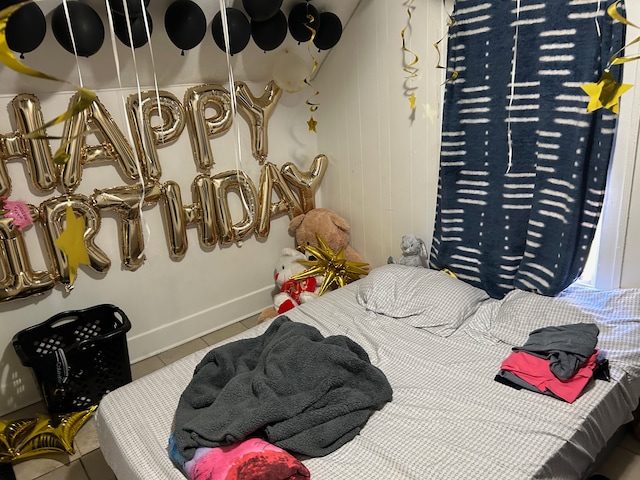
[3,313,640,480]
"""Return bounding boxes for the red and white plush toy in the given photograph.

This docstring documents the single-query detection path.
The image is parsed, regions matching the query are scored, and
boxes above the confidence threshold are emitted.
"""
[273,248,321,314]
[258,248,322,322]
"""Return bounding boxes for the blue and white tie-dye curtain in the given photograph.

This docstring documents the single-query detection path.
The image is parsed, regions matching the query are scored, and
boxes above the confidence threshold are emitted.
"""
[429,0,627,299]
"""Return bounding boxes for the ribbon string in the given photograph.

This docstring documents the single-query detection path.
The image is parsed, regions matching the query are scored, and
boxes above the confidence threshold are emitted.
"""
[434,0,457,84]
[506,0,522,173]
[106,0,154,258]
[302,12,320,131]
[219,0,251,240]
[401,0,419,78]
[401,0,419,110]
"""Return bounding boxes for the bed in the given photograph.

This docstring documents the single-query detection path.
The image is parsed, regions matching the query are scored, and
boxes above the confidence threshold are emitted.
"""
[95,264,640,479]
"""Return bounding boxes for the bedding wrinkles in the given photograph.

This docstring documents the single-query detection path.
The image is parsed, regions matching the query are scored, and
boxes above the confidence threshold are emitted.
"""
[171,316,393,462]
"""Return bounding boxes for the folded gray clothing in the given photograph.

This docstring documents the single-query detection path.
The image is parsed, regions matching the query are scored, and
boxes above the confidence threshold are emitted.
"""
[512,323,599,381]
[172,316,393,461]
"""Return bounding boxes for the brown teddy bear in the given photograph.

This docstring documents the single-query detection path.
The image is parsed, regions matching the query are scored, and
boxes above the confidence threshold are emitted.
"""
[289,208,367,265]
[257,208,367,323]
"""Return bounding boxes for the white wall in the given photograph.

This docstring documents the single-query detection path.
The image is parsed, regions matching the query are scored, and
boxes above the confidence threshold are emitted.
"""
[617,2,640,288]
[591,1,640,290]
[621,136,640,287]
[314,0,445,267]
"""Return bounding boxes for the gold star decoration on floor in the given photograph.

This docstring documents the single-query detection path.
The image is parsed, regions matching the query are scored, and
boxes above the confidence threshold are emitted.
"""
[291,233,369,295]
[0,406,96,463]
[54,204,91,288]
[581,69,632,114]
[307,116,317,133]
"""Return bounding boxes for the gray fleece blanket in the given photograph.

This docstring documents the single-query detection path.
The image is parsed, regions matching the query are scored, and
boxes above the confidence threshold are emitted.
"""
[172,316,393,461]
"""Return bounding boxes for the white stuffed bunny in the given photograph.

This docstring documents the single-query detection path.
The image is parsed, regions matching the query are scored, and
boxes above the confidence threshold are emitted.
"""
[387,234,428,267]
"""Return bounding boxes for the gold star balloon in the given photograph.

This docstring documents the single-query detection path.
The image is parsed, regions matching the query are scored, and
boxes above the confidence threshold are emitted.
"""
[0,406,96,463]
[54,204,91,288]
[581,69,632,114]
[291,233,369,295]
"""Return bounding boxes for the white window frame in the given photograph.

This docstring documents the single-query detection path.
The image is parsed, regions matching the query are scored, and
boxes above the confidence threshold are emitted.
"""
[585,8,640,289]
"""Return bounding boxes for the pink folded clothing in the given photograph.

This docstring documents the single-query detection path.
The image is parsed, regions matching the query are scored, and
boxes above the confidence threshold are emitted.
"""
[499,349,599,403]
[183,437,310,480]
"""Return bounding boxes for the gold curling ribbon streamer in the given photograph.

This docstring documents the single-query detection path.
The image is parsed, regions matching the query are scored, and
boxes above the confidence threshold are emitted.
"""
[607,0,640,66]
[303,13,320,131]
[580,1,637,113]
[0,2,97,163]
[608,0,639,29]
[433,0,457,84]
[401,0,419,78]
[401,0,419,110]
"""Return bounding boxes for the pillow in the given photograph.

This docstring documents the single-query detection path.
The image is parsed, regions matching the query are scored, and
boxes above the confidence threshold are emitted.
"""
[355,264,489,336]
[489,283,640,365]
[459,297,503,345]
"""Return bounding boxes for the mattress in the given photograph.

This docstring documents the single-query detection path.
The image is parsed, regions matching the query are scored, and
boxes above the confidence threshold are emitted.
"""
[96,265,640,480]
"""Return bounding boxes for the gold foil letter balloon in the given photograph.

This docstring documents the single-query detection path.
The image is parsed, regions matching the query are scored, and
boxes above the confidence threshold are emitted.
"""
[281,154,328,213]
[0,406,96,462]
[184,85,232,172]
[40,195,110,291]
[92,182,162,270]
[10,93,58,193]
[0,133,30,198]
[211,170,258,245]
[256,162,302,238]
[60,93,139,192]
[126,91,186,180]
[192,175,218,248]
[160,180,189,260]
[235,81,282,164]
[0,202,54,302]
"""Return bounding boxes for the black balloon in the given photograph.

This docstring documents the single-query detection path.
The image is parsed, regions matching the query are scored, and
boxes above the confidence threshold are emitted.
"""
[51,2,105,57]
[211,8,251,55]
[313,12,342,51]
[287,2,319,44]
[251,10,287,52]
[109,0,150,17]
[242,0,282,22]
[113,10,152,48]
[165,0,206,53]
[3,2,46,56]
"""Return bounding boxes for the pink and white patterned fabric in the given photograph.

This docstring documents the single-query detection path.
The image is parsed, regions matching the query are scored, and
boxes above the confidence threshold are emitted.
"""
[183,438,309,480]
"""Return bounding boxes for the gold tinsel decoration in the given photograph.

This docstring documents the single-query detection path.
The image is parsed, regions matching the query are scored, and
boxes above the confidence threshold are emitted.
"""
[291,233,369,295]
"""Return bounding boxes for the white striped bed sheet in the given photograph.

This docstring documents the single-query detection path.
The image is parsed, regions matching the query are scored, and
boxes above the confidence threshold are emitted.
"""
[96,282,640,480]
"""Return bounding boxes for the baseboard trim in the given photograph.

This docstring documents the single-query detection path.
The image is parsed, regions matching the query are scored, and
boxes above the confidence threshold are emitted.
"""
[127,286,273,363]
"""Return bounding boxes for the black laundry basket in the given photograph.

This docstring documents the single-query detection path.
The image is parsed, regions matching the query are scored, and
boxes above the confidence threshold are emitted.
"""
[12,304,132,414]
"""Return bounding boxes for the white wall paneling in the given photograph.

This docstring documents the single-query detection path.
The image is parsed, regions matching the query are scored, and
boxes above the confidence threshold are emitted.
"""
[314,0,445,267]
